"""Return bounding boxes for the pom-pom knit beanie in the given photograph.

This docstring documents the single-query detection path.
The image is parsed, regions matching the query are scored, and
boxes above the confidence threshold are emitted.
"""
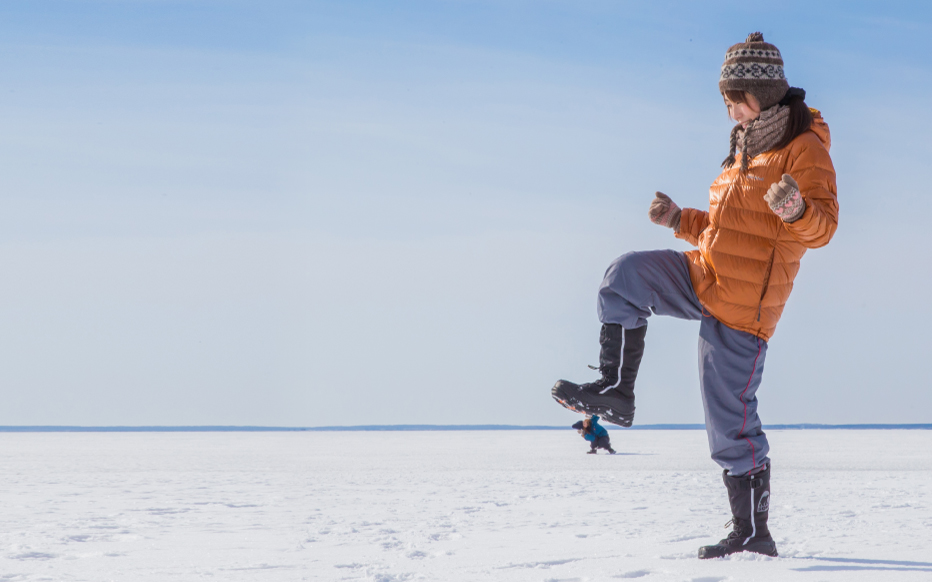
[719,32,789,110]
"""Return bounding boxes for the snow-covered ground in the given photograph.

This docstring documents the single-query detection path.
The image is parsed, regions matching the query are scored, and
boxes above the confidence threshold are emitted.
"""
[1,430,930,581]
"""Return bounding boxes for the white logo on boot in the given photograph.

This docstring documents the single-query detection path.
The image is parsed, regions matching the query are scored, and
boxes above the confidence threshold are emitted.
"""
[757,491,770,513]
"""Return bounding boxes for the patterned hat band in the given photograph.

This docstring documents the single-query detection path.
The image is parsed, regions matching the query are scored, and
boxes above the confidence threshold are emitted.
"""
[720,62,786,82]
[724,48,782,61]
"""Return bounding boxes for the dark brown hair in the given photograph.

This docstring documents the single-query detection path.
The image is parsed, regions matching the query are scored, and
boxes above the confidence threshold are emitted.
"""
[724,89,812,150]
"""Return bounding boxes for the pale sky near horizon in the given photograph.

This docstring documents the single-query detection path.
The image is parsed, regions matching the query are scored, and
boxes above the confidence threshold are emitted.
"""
[1,1,930,426]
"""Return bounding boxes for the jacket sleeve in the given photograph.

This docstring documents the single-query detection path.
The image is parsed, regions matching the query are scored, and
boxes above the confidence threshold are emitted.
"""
[783,137,838,248]
[675,207,710,247]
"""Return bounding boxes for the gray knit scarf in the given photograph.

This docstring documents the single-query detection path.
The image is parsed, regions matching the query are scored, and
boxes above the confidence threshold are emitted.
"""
[722,104,790,172]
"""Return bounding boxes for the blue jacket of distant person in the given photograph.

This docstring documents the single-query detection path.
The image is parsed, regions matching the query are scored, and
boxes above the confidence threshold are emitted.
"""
[579,416,608,442]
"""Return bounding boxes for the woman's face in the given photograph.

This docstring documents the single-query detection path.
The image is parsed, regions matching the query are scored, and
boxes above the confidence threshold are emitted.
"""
[724,92,761,127]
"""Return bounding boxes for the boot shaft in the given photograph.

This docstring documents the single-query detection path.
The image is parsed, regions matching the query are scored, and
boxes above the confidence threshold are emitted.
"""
[596,324,646,396]
[597,324,624,375]
[723,464,771,538]
[618,326,647,399]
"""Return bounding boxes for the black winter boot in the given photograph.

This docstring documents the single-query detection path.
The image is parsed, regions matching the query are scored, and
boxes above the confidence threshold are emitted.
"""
[551,324,647,427]
[698,464,778,559]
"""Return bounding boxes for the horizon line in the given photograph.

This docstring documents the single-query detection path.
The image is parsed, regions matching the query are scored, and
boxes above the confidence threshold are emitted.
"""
[1,423,931,432]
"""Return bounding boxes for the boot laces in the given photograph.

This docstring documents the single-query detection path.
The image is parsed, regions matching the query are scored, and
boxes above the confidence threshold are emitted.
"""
[580,365,619,395]
[586,364,617,386]
[723,517,752,541]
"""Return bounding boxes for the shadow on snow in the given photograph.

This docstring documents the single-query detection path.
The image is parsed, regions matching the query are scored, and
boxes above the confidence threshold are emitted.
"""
[792,557,932,573]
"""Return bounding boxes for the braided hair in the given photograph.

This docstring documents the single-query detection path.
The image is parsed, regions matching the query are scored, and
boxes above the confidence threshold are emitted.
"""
[721,88,812,170]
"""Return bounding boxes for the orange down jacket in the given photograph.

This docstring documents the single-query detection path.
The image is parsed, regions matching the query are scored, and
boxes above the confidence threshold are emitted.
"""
[675,110,838,341]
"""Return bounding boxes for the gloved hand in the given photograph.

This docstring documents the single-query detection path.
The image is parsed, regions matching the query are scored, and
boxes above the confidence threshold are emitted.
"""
[648,192,681,232]
[764,174,806,223]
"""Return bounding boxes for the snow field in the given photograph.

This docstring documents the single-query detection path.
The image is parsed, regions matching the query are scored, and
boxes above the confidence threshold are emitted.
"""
[0,430,930,581]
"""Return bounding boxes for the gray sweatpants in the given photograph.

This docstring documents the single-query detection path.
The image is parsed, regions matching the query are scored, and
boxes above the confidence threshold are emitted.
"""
[597,250,770,476]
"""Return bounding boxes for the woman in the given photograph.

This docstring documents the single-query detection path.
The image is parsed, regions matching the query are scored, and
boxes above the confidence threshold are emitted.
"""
[552,32,838,559]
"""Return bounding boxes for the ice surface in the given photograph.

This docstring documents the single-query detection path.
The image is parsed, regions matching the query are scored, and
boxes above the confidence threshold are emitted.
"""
[1,430,931,581]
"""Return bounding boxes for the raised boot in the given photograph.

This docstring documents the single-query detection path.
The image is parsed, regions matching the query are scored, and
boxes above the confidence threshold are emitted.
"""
[698,464,778,559]
[552,324,646,427]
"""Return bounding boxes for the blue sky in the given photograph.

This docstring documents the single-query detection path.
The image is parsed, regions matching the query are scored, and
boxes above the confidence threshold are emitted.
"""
[1,1,930,426]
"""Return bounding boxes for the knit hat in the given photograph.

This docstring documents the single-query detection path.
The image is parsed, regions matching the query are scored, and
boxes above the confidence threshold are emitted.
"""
[719,32,789,110]
[572,421,585,430]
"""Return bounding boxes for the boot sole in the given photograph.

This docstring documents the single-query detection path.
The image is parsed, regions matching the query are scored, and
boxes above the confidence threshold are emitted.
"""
[551,380,634,428]
[698,540,778,559]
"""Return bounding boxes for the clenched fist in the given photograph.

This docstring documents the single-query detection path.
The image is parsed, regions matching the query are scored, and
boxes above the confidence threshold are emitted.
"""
[648,192,681,232]
[764,174,806,223]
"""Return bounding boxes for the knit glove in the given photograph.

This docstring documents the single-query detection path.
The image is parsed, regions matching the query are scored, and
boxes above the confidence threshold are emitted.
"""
[648,192,681,232]
[764,174,806,223]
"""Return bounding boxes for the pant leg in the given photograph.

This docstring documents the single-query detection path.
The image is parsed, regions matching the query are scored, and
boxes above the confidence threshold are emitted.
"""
[698,316,771,476]
[598,250,703,327]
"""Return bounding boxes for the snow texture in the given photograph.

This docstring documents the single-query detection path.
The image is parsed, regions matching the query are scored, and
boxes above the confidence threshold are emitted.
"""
[1,430,931,581]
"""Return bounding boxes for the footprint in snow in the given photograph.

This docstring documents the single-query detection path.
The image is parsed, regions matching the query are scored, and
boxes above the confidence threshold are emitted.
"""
[10,552,58,560]
[614,571,650,579]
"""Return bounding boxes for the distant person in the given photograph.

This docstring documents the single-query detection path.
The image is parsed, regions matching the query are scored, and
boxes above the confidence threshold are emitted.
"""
[552,32,837,559]
[572,416,615,454]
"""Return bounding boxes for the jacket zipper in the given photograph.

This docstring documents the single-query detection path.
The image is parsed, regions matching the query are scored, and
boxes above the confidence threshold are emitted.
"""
[758,249,775,322]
